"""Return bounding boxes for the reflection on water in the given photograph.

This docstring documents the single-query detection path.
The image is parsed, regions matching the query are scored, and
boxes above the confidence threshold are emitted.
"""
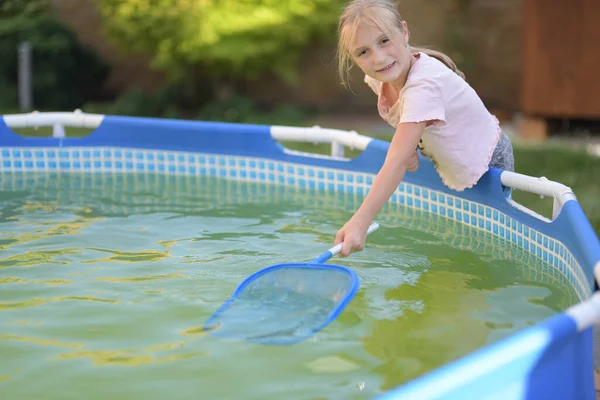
[0,333,83,349]
[0,171,580,400]
[0,296,119,310]
[0,277,73,285]
[53,346,207,367]
[94,273,187,283]
[82,249,171,264]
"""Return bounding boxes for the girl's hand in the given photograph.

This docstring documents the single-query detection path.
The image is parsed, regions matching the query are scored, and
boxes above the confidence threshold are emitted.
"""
[407,151,419,172]
[334,217,371,258]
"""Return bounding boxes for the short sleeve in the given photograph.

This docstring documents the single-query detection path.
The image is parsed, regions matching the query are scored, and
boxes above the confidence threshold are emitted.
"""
[399,79,446,126]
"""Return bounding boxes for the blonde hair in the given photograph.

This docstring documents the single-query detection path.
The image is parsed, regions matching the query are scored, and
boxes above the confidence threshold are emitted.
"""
[336,0,465,87]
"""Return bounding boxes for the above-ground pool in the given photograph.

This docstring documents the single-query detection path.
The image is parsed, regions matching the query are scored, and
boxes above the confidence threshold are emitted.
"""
[1,111,599,400]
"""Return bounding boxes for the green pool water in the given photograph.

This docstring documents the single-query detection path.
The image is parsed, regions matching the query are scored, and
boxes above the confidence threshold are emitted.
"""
[0,172,579,400]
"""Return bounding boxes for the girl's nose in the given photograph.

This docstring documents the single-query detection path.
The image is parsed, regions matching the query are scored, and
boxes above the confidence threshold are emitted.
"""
[372,49,386,64]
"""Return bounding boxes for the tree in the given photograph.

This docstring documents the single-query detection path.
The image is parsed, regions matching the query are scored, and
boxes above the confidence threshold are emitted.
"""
[0,0,110,111]
[98,0,346,89]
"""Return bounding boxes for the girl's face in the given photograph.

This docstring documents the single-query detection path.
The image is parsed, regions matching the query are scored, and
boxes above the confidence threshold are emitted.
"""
[349,20,411,84]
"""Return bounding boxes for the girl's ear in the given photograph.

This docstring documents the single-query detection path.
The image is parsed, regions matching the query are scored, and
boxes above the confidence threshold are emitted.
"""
[402,21,410,43]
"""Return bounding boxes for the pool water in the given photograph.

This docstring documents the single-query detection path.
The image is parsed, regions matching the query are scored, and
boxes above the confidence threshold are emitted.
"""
[0,172,579,399]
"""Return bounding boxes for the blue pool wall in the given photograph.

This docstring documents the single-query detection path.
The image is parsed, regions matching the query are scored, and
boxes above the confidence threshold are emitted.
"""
[377,309,595,400]
[1,114,599,400]
[1,115,597,298]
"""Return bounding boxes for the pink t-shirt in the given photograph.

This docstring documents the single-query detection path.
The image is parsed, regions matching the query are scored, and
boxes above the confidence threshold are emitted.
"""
[364,52,501,191]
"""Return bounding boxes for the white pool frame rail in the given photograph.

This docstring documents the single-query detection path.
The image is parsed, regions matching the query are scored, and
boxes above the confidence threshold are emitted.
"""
[2,110,577,220]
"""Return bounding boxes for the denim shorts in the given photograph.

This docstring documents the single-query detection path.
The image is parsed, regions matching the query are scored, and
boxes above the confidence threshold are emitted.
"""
[488,132,514,172]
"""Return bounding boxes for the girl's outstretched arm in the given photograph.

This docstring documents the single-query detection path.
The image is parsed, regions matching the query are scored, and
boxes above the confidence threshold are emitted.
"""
[334,121,426,257]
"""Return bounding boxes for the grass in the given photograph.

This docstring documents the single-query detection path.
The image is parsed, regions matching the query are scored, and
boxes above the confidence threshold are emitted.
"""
[5,124,600,236]
[511,142,600,234]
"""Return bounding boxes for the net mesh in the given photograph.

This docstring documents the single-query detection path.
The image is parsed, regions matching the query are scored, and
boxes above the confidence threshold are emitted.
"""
[204,264,357,345]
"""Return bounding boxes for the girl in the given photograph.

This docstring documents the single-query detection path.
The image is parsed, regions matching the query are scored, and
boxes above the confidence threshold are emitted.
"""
[333,0,514,257]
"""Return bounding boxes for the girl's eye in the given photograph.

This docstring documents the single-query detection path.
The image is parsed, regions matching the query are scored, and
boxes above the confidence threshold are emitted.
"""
[381,38,389,44]
[358,50,367,57]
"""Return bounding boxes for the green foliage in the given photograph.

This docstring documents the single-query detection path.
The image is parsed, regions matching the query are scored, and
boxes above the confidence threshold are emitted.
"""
[82,79,212,119]
[511,143,600,234]
[0,0,110,111]
[98,0,346,83]
[0,0,51,16]
[84,88,310,127]
[196,94,309,125]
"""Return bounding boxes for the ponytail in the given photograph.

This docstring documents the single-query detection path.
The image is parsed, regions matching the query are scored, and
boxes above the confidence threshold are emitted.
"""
[409,46,465,80]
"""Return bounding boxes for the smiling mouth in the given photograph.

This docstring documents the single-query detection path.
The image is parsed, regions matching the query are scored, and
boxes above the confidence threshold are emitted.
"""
[376,62,396,72]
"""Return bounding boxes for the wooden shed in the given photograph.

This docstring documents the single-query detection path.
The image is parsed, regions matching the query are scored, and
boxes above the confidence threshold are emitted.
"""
[520,0,600,140]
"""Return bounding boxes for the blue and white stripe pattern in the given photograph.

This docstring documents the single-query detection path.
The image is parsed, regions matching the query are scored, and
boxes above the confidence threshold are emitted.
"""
[0,146,588,301]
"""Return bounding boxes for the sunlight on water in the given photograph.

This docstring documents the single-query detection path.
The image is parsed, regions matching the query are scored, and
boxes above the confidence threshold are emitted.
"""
[0,172,579,399]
